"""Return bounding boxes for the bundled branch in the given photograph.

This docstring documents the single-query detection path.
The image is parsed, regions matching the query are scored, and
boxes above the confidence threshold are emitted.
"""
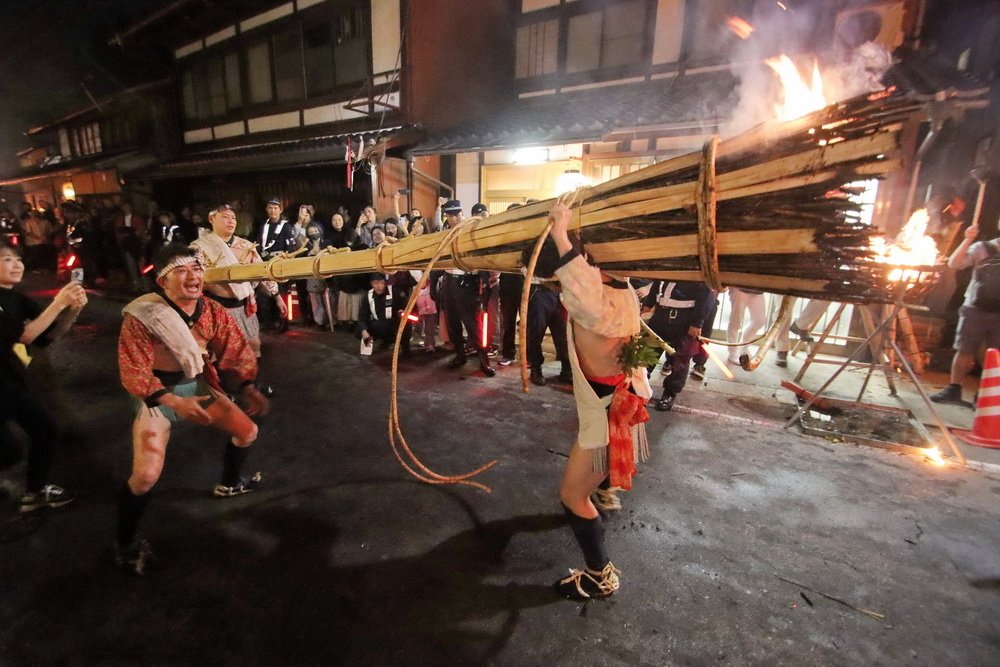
[206,89,932,304]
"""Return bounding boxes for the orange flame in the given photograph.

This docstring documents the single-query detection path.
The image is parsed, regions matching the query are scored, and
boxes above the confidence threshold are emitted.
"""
[726,16,754,40]
[765,55,827,121]
[870,208,940,282]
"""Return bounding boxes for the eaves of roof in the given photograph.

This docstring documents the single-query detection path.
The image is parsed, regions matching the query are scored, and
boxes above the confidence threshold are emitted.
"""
[885,48,990,99]
[0,149,149,187]
[145,125,410,180]
[407,71,740,157]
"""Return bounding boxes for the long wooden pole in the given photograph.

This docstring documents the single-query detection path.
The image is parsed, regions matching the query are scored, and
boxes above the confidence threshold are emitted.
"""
[203,92,923,302]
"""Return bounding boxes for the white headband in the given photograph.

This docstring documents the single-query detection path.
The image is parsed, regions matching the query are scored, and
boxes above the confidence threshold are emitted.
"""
[157,255,202,280]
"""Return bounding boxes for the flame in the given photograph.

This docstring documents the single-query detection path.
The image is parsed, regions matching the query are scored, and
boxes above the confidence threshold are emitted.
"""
[726,16,754,40]
[870,208,940,282]
[923,446,947,467]
[766,55,827,121]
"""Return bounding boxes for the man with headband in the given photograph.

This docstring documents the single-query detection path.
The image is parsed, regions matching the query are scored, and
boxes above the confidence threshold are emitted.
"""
[114,244,270,573]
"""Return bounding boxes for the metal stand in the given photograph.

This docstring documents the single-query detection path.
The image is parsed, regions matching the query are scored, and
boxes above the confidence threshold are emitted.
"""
[792,303,898,398]
[783,301,966,465]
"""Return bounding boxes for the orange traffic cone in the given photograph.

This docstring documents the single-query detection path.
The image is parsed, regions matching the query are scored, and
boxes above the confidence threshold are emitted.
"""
[953,348,1000,449]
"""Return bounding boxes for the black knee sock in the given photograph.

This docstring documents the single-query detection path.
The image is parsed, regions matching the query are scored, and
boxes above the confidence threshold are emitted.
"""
[562,503,610,571]
[221,442,249,487]
[116,483,149,547]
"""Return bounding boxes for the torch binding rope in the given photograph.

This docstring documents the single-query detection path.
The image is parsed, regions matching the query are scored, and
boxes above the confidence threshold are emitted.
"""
[388,221,497,492]
[263,245,309,282]
[696,136,722,291]
[311,246,349,278]
[449,222,480,274]
[517,190,583,392]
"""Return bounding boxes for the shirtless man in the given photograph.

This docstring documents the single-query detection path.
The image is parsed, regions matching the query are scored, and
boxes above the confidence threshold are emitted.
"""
[544,198,653,599]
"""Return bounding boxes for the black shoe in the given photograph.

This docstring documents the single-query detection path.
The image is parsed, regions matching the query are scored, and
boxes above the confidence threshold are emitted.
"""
[19,484,74,512]
[479,362,496,378]
[655,393,675,411]
[447,355,468,370]
[554,562,620,600]
[557,371,573,384]
[929,384,963,404]
[789,322,813,342]
[530,369,546,386]
[273,320,289,334]
[115,538,153,575]
[213,472,262,497]
[690,363,706,380]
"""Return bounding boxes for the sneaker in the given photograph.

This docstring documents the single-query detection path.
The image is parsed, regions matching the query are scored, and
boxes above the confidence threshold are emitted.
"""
[790,322,814,343]
[115,538,153,575]
[498,356,514,366]
[775,351,788,368]
[655,392,675,412]
[591,487,622,512]
[929,383,964,404]
[555,562,621,600]
[213,472,263,498]
[690,363,706,381]
[19,484,74,512]
[487,345,499,358]
[659,365,673,377]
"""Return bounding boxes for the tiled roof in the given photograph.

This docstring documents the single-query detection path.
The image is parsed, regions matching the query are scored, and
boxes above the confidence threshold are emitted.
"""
[885,48,990,98]
[147,125,409,179]
[407,71,740,156]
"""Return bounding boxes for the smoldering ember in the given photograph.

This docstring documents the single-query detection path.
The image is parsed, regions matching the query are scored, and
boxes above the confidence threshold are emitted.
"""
[1,1,998,664]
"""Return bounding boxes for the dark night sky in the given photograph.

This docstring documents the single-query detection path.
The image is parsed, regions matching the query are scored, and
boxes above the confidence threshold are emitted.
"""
[0,0,166,174]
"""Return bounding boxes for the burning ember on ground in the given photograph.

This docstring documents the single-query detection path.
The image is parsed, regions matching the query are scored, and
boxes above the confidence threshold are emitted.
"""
[766,55,827,121]
[869,208,941,282]
[726,16,754,40]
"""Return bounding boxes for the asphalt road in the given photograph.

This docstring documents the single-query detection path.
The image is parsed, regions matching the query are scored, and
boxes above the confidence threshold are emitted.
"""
[1,283,999,665]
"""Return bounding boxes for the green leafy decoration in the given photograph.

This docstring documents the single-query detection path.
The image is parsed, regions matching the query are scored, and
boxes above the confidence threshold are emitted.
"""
[619,332,664,374]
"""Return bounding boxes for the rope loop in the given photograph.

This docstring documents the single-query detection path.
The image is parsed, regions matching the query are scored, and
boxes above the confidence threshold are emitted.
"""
[449,218,478,273]
[311,246,336,278]
[695,136,722,291]
[263,257,286,283]
[374,242,390,275]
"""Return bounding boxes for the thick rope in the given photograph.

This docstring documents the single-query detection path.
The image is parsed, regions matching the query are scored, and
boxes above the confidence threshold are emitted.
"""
[388,223,497,492]
[374,242,390,275]
[696,136,722,291]
[310,246,340,278]
[518,190,581,392]
[741,295,795,370]
[449,221,478,273]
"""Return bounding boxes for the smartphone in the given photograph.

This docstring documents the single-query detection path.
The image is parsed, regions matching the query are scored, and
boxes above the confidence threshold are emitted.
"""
[71,268,84,284]
[398,188,411,195]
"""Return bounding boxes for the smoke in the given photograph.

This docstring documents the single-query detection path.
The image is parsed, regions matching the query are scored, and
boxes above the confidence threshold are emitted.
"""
[720,4,893,137]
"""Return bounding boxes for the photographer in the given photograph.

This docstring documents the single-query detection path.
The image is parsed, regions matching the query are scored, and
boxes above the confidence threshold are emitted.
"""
[0,238,87,511]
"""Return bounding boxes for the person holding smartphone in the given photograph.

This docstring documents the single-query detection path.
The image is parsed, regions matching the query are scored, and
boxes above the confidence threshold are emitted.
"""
[0,238,87,511]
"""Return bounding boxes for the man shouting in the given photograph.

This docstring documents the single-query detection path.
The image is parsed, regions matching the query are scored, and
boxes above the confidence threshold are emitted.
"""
[115,244,270,573]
